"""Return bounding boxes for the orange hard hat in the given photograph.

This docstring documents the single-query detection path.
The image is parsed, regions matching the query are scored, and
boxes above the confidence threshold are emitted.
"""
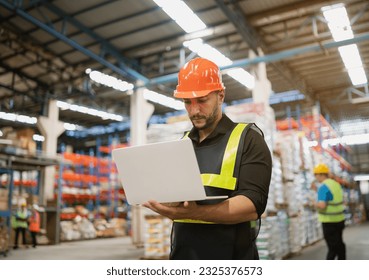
[174,57,225,99]
[313,163,330,174]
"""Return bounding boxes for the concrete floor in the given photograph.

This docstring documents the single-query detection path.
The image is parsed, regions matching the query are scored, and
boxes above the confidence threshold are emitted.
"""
[2,221,368,260]
[288,221,369,260]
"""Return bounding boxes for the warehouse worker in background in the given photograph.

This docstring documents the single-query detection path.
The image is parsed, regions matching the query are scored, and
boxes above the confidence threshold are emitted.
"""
[144,57,272,259]
[12,201,29,249]
[313,163,346,260]
[29,204,41,248]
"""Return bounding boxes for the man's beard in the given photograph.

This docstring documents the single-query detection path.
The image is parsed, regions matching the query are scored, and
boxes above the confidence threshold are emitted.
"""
[190,104,220,130]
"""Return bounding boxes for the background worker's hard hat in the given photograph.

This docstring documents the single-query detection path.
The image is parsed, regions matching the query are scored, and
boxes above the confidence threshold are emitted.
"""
[174,57,225,99]
[313,163,330,174]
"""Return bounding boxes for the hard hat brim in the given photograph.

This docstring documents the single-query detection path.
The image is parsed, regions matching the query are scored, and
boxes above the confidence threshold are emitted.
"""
[174,89,215,99]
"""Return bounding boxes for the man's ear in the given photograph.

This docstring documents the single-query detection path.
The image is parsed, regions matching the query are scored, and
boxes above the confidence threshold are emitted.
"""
[218,90,225,102]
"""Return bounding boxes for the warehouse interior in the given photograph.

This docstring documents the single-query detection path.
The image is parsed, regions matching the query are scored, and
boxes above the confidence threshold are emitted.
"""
[1,0,369,260]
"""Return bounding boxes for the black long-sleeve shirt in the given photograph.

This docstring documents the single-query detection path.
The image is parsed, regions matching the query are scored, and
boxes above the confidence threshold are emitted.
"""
[187,114,272,217]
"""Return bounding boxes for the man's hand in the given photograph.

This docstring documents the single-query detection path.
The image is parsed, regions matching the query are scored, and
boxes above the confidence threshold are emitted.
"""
[315,201,327,210]
[142,200,198,220]
[143,195,258,224]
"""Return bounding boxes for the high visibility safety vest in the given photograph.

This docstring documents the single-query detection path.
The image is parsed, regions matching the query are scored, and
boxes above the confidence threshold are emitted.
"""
[175,123,252,224]
[318,178,345,223]
[29,211,41,232]
[12,209,29,228]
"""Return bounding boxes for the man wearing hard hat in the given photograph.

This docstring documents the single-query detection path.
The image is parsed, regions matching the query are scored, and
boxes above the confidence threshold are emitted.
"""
[144,58,272,259]
[313,163,346,260]
[29,204,41,248]
[12,202,30,249]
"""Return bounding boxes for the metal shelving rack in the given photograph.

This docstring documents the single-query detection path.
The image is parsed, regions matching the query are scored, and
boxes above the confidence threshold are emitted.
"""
[0,167,13,256]
[0,150,60,248]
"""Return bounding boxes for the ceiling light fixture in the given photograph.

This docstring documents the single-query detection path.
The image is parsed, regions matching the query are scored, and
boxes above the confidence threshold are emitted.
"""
[85,68,181,110]
[0,110,83,132]
[152,0,206,33]
[86,68,134,92]
[0,111,37,125]
[56,100,124,122]
[309,133,369,147]
[64,123,84,131]
[184,39,255,89]
[143,89,185,111]
[322,4,368,86]
[354,174,369,181]
[33,134,45,142]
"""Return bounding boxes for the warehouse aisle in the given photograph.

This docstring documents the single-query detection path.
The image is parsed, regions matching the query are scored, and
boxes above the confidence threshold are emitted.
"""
[2,221,368,260]
[4,236,144,260]
[289,221,369,260]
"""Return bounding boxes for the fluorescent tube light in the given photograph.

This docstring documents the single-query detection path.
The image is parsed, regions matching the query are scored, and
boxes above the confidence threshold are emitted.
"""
[143,89,185,110]
[320,133,369,146]
[184,38,232,66]
[56,101,124,122]
[342,133,369,145]
[33,134,45,142]
[152,0,206,33]
[338,45,363,69]
[184,39,255,89]
[354,174,369,181]
[322,4,353,41]
[86,69,134,92]
[322,4,368,86]
[347,67,368,86]
[64,123,84,131]
[0,111,37,124]
[225,68,255,89]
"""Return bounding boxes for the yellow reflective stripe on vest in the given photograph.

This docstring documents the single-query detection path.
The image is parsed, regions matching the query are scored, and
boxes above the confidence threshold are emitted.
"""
[175,124,247,224]
[201,123,247,190]
[173,219,215,224]
[318,179,345,223]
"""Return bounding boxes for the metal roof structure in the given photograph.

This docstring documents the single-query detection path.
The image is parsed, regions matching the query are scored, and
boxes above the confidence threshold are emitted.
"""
[0,0,369,172]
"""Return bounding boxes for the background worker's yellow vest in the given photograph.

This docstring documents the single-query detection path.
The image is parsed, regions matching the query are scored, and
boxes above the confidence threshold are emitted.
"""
[318,178,345,223]
[12,209,29,228]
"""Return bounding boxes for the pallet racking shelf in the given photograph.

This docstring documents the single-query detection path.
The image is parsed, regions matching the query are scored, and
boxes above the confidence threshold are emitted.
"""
[57,138,129,241]
[0,149,60,248]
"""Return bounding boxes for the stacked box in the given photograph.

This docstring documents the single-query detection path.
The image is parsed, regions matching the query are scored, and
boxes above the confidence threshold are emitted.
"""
[257,212,291,260]
[144,215,171,259]
[288,216,303,253]
[276,211,290,259]
[276,131,301,180]
[256,218,277,260]
[225,103,277,151]
[0,188,8,210]
[267,155,282,211]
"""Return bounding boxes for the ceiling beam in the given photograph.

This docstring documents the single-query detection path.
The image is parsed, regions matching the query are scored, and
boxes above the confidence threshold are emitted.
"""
[248,0,344,23]
[214,0,319,101]
[0,0,149,82]
[214,0,262,54]
[149,31,369,91]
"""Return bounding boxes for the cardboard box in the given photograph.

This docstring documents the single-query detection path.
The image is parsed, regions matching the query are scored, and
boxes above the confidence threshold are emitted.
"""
[0,189,9,198]
[0,199,8,210]
[16,128,35,138]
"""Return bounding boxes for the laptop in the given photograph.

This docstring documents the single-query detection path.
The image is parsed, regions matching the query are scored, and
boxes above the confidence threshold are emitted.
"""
[112,138,227,205]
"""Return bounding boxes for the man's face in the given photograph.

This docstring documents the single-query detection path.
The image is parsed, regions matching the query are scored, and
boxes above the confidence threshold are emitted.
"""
[314,174,325,183]
[183,91,224,130]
